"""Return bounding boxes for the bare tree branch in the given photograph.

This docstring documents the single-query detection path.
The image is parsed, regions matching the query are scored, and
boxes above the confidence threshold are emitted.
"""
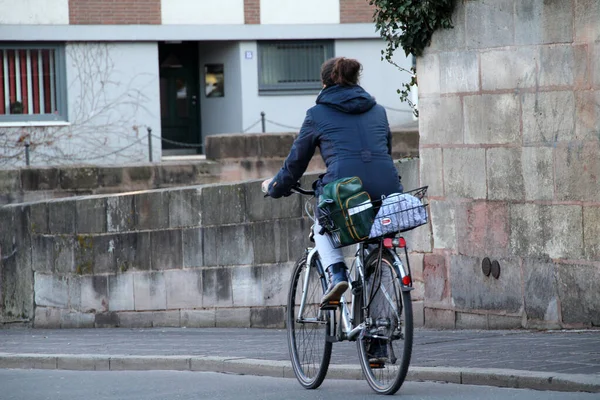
[0,43,155,167]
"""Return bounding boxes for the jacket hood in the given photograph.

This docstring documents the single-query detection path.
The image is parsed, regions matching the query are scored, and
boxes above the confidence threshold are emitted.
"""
[316,85,376,114]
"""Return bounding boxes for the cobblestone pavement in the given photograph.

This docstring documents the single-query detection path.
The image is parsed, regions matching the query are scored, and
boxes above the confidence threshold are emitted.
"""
[1,328,599,376]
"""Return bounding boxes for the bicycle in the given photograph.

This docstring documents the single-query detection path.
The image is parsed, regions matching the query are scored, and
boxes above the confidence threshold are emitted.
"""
[267,182,428,395]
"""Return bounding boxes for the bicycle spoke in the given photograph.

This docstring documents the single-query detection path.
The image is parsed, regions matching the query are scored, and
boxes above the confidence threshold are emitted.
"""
[287,255,331,389]
[357,249,413,395]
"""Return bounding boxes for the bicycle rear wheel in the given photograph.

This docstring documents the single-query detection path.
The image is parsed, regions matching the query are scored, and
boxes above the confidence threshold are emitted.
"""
[287,253,332,389]
[356,248,413,395]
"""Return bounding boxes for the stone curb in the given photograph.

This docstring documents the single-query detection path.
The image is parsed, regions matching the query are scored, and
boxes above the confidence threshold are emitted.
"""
[0,353,598,393]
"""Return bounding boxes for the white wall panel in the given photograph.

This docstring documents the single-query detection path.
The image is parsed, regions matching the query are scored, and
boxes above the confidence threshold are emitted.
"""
[261,0,340,25]
[198,41,244,136]
[0,0,68,24]
[162,0,244,25]
[238,41,315,135]
[64,42,161,164]
[335,39,415,128]
[234,39,414,135]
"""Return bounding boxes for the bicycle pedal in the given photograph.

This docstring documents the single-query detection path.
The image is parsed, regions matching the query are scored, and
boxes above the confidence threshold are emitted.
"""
[369,362,385,369]
[320,300,340,310]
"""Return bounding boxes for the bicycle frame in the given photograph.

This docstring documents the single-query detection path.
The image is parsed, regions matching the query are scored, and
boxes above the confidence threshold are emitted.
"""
[296,239,413,343]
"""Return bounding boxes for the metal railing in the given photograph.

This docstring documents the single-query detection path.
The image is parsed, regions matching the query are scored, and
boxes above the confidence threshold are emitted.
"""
[12,105,413,166]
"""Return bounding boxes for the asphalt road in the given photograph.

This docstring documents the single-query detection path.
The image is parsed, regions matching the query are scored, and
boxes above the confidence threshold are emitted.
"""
[1,370,598,400]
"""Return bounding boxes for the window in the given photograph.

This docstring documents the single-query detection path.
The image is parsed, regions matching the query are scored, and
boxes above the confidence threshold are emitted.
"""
[0,44,67,123]
[258,40,334,94]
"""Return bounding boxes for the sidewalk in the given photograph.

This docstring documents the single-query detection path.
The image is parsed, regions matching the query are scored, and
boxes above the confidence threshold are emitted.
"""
[0,327,599,392]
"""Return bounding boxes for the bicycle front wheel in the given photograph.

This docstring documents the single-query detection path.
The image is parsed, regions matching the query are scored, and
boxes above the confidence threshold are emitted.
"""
[287,253,332,389]
[356,249,413,395]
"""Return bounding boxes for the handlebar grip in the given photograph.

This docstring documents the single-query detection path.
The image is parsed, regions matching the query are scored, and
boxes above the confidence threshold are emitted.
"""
[262,182,315,198]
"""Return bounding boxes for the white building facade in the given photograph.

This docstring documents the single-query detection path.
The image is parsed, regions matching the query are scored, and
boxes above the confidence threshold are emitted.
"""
[0,0,415,166]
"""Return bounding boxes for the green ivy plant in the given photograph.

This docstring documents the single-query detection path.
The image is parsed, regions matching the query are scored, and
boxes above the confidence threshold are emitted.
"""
[370,0,456,117]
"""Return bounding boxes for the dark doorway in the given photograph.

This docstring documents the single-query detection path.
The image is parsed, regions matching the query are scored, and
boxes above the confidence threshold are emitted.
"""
[159,42,201,155]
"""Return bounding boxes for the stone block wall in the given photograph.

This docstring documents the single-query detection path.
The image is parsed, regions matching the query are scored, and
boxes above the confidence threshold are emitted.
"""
[0,159,422,328]
[0,181,305,328]
[0,162,220,206]
[417,0,600,329]
[0,129,420,206]
[205,129,419,183]
[205,129,419,161]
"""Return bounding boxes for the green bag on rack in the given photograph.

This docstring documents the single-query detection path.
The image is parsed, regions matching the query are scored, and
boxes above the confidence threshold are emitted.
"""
[317,176,375,248]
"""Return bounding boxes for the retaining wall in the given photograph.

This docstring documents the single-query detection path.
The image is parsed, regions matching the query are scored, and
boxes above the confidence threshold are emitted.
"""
[0,160,423,329]
[0,128,419,206]
[0,162,220,206]
[417,0,600,329]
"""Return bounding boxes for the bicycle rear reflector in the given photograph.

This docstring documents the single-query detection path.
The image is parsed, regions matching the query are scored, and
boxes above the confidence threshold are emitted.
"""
[383,237,407,248]
[402,276,412,286]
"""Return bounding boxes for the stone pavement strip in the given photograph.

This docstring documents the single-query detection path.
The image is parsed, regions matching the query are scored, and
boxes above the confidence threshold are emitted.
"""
[0,328,599,393]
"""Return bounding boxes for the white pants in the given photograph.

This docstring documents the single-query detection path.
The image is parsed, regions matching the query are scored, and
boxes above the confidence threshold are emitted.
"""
[313,218,345,269]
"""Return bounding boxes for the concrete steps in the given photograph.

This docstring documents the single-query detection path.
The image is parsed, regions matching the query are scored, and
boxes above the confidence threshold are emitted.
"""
[0,129,419,205]
[0,161,221,206]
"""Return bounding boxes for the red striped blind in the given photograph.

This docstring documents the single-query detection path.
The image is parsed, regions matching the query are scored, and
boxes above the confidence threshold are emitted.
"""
[0,48,57,116]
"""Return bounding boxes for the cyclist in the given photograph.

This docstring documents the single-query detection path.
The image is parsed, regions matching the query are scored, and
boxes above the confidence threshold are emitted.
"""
[262,56,403,311]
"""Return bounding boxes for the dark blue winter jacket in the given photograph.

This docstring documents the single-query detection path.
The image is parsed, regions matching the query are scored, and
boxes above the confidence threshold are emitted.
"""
[268,85,402,200]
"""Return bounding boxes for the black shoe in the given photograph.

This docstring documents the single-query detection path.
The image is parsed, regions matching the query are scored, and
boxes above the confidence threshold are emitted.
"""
[367,339,388,363]
[320,262,348,307]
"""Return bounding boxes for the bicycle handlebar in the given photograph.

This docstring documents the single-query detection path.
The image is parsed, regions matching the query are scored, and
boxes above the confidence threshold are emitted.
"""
[291,185,315,196]
[263,181,315,197]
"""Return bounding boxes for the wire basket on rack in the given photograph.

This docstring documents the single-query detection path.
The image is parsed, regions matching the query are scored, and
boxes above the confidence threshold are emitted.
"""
[318,186,429,249]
